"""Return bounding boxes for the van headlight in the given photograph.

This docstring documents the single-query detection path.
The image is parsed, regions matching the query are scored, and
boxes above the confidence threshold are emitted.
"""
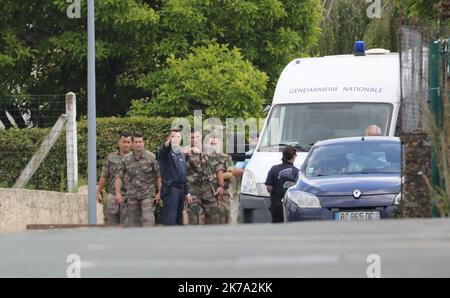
[241,169,258,196]
[393,193,401,206]
[286,191,321,208]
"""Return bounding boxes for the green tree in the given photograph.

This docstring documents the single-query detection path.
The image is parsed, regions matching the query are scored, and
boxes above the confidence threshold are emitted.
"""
[155,0,322,100]
[1,0,322,117]
[395,0,450,23]
[128,43,268,119]
[43,0,159,116]
[313,0,401,56]
[0,0,159,116]
[314,0,370,56]
[364,0,399,51]
[0,2,36,97]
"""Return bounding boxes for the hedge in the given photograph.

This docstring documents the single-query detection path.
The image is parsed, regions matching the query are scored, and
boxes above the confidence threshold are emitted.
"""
[0,116,175,191]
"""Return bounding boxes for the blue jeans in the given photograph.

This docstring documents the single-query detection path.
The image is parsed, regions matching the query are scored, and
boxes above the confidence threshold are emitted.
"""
[162,186,185,225]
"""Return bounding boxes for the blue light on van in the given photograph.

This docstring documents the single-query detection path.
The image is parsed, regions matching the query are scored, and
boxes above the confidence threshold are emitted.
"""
[354,41,366,56]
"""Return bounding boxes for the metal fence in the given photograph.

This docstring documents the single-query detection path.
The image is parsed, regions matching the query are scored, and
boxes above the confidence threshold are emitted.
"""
[0,94,66,129]
[0,93,78,192]
[400,25,450,217]
[400,26,430,133]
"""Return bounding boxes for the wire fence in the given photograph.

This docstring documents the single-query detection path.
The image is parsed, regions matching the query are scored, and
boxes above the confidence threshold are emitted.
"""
[400,26,429,133]
[0,93,78,192]
[399,25,450,217]
[0,94,66,129]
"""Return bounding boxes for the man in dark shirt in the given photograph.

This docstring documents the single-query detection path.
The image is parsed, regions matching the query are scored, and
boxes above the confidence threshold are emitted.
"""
[157,129,192,225]
[265,146,298,223]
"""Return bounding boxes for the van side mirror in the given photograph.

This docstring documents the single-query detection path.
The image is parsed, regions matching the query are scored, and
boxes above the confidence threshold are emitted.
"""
[263,104,271,114]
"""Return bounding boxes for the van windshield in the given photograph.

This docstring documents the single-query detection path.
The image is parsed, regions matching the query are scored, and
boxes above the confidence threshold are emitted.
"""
[258,103,393,152]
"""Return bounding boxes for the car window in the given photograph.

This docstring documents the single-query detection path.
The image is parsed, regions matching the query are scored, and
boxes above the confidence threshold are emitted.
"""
[305,141,400,177]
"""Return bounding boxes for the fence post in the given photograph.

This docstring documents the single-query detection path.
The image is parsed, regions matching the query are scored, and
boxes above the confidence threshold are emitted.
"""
[14,115,68,188]
[66,92,78,192]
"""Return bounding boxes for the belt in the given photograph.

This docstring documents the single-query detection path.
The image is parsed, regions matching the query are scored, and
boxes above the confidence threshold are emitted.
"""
[163,180,187,189]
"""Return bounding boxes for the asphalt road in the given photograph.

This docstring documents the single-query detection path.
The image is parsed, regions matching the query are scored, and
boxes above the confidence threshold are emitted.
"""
[0,218,449,278]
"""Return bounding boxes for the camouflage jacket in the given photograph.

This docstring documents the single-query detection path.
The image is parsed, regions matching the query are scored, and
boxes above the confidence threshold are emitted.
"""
[210,152,235,188]
[117,150,160,199]
[101,151,126,195]
[185,149,224,186]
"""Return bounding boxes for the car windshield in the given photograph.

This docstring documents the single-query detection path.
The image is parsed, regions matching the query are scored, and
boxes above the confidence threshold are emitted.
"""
[304,141,401,177]
[258,103,393,152]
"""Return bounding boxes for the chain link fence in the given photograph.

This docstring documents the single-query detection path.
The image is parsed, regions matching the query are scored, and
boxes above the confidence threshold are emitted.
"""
[0,95,66,129]
[400,26,430,133]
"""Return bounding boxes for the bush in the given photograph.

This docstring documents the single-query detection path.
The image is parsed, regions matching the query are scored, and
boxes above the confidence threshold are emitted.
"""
[128,43,268,119]
[0,116,175,191]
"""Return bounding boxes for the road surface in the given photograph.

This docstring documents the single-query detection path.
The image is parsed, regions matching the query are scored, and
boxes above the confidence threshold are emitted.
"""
[0,218,449,277]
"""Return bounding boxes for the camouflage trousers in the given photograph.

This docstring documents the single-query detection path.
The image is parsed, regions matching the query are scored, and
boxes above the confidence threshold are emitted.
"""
[187,183,221,225]
[229,178,241,224]
[126,195,155,227]
[218,190,231,224]
[105,193,127,225]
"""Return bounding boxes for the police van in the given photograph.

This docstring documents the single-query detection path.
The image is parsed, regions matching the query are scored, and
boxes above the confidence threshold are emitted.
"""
[239,42,401,223]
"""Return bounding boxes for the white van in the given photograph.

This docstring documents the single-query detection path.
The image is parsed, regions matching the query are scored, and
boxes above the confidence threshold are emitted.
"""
[239,46,401,223]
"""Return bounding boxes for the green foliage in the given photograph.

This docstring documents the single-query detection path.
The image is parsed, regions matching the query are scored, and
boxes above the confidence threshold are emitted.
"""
[129,44,268,119]
[0,128,67,190]
[77,116,175,181]
[0,0,159,115]
[314,0,370,56]
[0,117,174,191]
[0,0,322,115]
[71,176,88,194]
[392,0,450,28]
[157,0,322,99]
[313,0,400,56]
[364,1,400,51]
[395,0,447,21]
[425,86,450,217]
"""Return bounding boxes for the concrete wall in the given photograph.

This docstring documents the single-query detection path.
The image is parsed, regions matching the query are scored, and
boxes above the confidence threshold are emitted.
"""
[0,188,103,234]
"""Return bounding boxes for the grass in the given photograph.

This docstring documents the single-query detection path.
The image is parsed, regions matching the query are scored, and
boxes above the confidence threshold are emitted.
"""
[70,176,88,193]
[423,83,450,217]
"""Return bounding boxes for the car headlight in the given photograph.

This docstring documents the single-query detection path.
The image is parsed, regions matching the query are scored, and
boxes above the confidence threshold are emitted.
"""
[393,193,401,206]
[241,169,257,196]
[286,191,321,208]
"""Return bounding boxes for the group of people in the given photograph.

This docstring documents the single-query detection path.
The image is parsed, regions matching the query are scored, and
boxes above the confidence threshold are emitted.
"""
[96,128,244,227]
[97,124,383,226]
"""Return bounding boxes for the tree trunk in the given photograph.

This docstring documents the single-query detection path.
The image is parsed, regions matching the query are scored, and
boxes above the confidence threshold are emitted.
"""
[103,60,118,116]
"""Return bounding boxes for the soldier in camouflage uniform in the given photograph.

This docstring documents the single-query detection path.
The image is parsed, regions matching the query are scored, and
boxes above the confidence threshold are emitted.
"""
[115,133,162,227]
[184,129,225,225]
[97,132,132,225]
[206,134,235,224]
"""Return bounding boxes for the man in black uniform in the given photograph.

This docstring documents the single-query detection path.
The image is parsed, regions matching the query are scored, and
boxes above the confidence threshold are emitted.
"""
[157,129,192,225]
[265,146,298,223]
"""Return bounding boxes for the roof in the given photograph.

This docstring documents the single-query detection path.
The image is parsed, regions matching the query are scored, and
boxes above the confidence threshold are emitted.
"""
[272,53,401,105]
[314,136,400,147]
